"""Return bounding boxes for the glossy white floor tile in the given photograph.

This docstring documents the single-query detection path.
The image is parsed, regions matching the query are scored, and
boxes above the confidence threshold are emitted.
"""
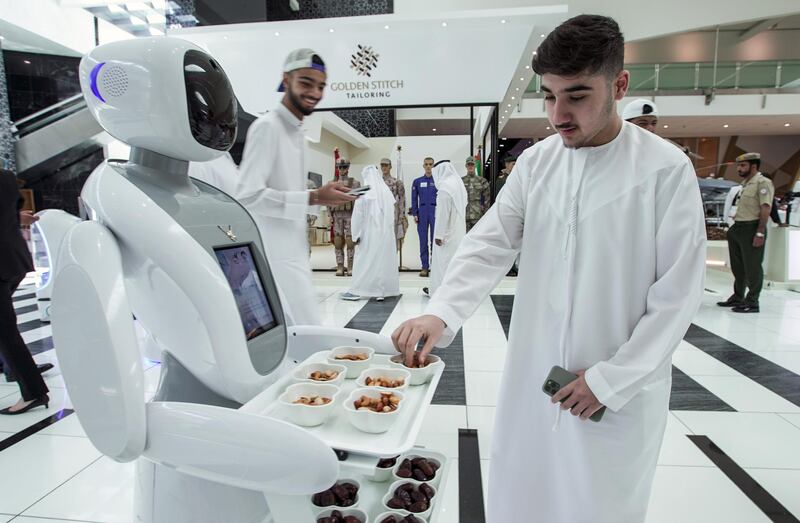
[464,372,502,407]
[683,375,800,414]
[674,412,800,469]
[645,466,770,523]
[421,405,467,434]
[746,468,800,518]
[0,388,71,434]
[656,414,713,468]
[462,346,507,373]
[671,347,742,376]
[22,457,135,523]
[0,435,101,515]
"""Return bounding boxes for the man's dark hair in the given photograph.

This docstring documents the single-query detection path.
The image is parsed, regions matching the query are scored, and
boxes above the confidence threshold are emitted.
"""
[424,156,434,162]
[532,15,624,78]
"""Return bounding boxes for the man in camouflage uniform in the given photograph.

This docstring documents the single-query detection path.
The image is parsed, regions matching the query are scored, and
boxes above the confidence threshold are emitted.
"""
[380,157,408,253]
[306,178,318,257]
[462,156,490,231]
[329,158,360,276]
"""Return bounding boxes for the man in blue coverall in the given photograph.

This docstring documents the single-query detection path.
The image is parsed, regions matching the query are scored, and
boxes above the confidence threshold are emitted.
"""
[411,157,437,277]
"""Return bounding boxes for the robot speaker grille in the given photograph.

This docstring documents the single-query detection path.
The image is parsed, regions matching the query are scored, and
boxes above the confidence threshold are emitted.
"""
[101,65,129,97]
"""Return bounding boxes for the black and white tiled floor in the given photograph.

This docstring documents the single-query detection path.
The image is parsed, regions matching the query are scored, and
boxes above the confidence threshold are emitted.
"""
[2,268,800,522]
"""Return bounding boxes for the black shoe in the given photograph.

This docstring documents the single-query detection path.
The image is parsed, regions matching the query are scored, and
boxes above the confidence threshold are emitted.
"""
[5,363,54,383]
[0,394,49,415]
[422,287,430,296]
[731,304,760,313]
[716,296,744,307]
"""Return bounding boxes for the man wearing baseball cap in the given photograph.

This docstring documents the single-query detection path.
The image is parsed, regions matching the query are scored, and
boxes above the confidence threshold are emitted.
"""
[236,49,354,325]
[622,99,659,133]
[717,152,774,313]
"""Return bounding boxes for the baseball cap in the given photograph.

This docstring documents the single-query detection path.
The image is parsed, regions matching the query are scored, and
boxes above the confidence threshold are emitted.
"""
[622,99,659,121]
[277,49,326,92]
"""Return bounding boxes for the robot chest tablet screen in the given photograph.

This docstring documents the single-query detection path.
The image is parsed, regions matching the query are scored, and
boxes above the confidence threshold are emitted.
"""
[214,244,277,340]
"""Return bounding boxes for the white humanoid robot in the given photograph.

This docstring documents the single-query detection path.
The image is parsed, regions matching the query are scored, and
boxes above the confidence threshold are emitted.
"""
[30,209,81,322]
[51,37,397,523]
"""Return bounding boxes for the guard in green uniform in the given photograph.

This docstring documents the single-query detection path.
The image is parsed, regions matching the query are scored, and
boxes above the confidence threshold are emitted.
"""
[496,154,517,195]
[717,152,774,313]
[462,156,490,231]
[329,158,360,276]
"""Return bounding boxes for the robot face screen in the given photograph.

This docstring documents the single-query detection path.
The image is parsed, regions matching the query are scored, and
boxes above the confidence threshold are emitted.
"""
[183,50,237,151]
[214,244,277,340]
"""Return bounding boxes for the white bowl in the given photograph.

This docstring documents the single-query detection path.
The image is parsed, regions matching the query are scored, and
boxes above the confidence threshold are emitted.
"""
[327,346,375,378]
[392,452,444,488]
[387,354,441,386]
[293,362,347,387]
[278,383,340,427]
[356,367,411,392]
[310,478,361,510]
[382,479,437,519]
[344,388,404,434]
[374,511,428,523]
[315,507,369,523]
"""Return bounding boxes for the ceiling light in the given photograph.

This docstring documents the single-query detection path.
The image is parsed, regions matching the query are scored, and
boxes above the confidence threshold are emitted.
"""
[511,96,515,100]
[501,19,507,24]
[515,87,520,91]
[785,123,791,127]
[533,51,537,55]
[520,77,525,81]
[540,33,546,38]
[384,25,390,29]
[23,60,31,64]
[329,28,334,33]
[546,126,551,130]
[525,65,530,69]
[663,125,669,128]
[502,137,506,140]
[500,144,504,147]
[723,124,729,128]
[507,104,512,107]
[441,22,447,27]
[432,128,437,131]
[274,32,280,36]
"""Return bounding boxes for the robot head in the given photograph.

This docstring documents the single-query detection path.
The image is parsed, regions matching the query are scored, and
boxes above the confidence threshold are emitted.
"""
[79,37,237,162]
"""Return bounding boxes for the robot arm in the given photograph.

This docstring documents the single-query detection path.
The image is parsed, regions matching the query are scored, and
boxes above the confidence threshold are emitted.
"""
[142,401,338,494]
[286,325,396,362]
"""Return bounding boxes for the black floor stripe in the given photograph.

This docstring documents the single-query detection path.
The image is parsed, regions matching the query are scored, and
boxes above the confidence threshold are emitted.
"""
[0,409,75,453]
[432,331,466,405]
[13,304,37,315]
[458,429,487,523]
[685,324,800,407]
[670,366,735,411]
[490,296,734,411]
[17,318,45,334]
[26,337,54,356]
[344,295,402,333]
[12,292,35,302]
[688,435,799,523]
[490,295,513,339]
[704,288,718,294]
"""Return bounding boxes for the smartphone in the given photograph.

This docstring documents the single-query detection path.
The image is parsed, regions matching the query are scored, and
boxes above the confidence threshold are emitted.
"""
[347,185,371,196]
[542,365,605,422]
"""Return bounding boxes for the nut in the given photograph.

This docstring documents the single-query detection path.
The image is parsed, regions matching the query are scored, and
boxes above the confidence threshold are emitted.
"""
[353,392,401,413]
[292,395,332,406]
[365,376,405,388]
[335,353,369,361]
[394,353,433,368]
[309,370,340,381]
